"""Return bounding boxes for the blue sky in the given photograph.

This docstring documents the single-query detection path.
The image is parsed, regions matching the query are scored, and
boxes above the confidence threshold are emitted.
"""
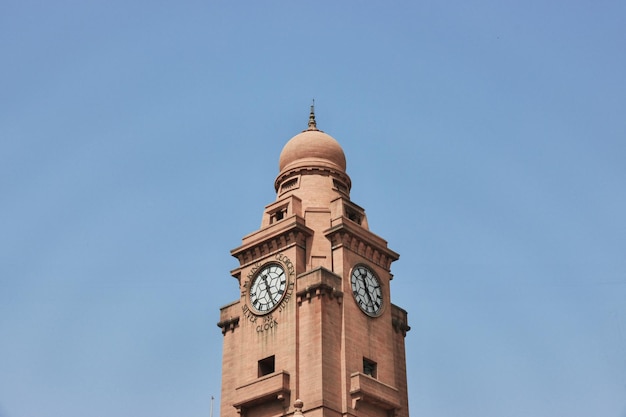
[1,1,625,416]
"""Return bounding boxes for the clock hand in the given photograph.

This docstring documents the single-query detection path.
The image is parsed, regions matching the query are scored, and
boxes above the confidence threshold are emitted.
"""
[361,275,374,308]
[262,275,270,292]
[261,274,275,304]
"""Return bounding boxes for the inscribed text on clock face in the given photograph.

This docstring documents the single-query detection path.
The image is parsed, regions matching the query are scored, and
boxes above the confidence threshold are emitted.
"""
[351,265,383,316]
[249,264,287,314]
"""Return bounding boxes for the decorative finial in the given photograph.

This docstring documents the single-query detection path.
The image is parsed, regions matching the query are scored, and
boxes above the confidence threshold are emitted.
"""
[307,99,318,131]
[294,399,304,416]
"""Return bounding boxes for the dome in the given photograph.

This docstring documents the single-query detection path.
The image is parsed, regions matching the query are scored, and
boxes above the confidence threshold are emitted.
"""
[278,104,346,174]
[278,128,347,174]
[274,105,351,195]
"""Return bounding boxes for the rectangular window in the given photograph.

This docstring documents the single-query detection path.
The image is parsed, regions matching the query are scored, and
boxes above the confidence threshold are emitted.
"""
[363,358,377,378]
[270,206,288,224]
[345,206,362,225]
[258,355,275,377]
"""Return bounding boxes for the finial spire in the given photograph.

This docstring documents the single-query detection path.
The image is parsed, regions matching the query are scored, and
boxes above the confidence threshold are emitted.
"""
[307,99,318,131]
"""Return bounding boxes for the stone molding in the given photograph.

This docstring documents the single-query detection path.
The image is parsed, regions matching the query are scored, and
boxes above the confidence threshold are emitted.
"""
[275,166,351,194]
[231,216,313,268]
[217,316,240,335]
[325,220,399,272]
[296,282,344,305]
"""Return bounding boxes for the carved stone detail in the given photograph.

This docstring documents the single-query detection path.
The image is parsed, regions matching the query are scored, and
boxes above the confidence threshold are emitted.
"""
[392,318,411,337]
[296,283,343,305]
[217,316,240,335]
[327,229,397,271]
[233,228,310,267]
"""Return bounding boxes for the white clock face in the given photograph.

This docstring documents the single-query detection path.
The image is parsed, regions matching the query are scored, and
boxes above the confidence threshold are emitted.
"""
[249,264,287,314]
[351,265,383,316]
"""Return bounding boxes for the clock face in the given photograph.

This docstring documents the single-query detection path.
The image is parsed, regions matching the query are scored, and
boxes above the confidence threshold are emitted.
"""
[249,264,287,314]
[351,265,383,316]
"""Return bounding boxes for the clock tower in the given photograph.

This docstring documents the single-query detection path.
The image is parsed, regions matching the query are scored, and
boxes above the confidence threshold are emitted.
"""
[218,107,410,417]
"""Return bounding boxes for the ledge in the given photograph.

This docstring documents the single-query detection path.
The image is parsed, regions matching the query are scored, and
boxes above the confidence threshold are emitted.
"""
[350,372,400,412]
[233,371,290,411]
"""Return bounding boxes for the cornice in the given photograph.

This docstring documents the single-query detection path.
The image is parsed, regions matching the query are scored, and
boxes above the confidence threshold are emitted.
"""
[231,215,313,267]
[274,165,351,192]
[325,219,400,272]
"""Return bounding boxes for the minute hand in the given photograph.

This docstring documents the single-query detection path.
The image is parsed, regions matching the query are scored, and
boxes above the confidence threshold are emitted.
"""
[361,276,374,309]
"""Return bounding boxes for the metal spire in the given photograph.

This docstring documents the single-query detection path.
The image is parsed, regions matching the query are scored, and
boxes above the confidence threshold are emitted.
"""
[307,99,318,131]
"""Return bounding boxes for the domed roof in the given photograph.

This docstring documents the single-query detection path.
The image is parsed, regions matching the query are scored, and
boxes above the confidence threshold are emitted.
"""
[278,107,346,174]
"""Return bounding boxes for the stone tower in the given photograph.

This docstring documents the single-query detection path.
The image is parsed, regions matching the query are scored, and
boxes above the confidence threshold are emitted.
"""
[218,107,410,417]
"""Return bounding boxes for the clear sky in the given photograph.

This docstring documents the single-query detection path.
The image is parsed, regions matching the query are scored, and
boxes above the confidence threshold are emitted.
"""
[1,1,625,416]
